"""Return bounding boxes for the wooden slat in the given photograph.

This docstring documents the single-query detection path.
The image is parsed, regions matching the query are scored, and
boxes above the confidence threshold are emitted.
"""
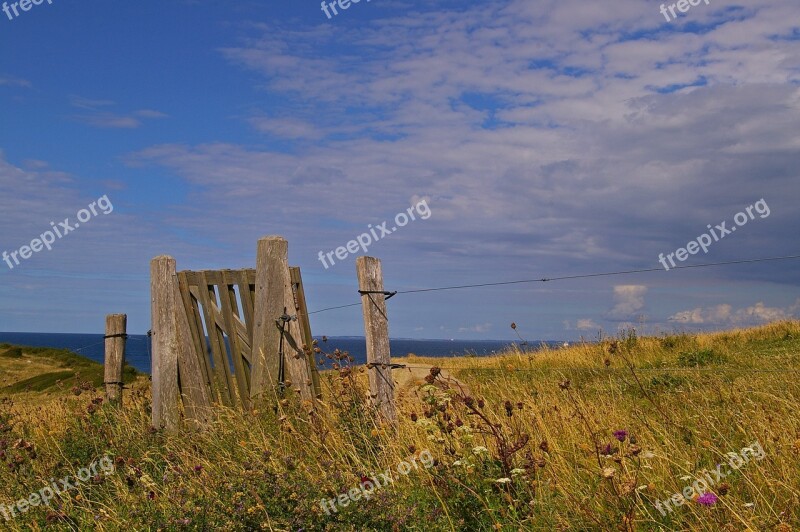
[290,267,321,399]
[195,275,235,407]
[188,285,248,349]
[178,273,217,403]
[187,285,227,405]
[221,270,251,409]
[173,273,213,423]
[238,270,256,341]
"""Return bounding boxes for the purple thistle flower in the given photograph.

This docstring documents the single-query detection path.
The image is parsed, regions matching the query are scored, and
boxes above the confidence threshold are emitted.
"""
[613,430,628,442]
[697,492,718,506]
[600,443,614,455]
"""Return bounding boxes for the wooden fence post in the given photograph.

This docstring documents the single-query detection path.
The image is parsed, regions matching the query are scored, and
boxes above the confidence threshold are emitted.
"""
[151,256,180,430]
[356,256,397,424]
[104,314,126,404]
[251,237,315,404]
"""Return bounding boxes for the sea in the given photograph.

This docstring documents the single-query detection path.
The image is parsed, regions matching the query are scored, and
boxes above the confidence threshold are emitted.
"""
[0,332,563,374]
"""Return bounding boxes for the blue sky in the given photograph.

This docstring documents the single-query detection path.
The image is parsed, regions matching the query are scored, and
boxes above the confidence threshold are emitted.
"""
[1,0,798,341]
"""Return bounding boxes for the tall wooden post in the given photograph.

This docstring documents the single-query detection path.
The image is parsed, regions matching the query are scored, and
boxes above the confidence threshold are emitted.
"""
[151,256,180,430]
[104,314,126,404]
[356,256,397,424]
[251,237,315,403]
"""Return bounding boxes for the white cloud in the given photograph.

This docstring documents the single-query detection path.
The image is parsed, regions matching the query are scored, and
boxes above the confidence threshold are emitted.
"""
[0,76,31,88]
[669,300,799,325]
[610,285,647,319]
[458,323,492,333]
[576,319,601,330]
[69,96,167,129]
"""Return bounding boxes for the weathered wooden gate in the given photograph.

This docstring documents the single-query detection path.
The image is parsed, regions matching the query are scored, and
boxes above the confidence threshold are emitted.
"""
[150,236,321,429]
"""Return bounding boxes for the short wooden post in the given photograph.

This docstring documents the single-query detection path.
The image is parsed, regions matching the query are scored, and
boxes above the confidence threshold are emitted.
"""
[356,256,397,424]
[104,314,126,404]
[151,256,180,430]
[251,237,315,404]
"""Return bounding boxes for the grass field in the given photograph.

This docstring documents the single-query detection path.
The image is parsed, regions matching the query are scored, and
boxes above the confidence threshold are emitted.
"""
[0,321,798,530]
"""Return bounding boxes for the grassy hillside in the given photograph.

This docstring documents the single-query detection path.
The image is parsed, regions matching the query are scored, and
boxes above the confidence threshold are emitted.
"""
[0,343,139,401]
[0,322,798,530]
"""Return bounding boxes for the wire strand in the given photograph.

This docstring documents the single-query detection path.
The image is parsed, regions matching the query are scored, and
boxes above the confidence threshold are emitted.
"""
[397,254,800,294]
[307,253,800,314]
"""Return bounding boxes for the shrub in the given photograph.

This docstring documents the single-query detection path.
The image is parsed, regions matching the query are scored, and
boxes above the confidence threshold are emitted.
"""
[0,347,23,358]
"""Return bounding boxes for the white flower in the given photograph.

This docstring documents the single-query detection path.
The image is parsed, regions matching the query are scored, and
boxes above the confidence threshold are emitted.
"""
[495,478,512,484]
[472,446,489,455]
[452,460,464,467]
[510,468,526,476]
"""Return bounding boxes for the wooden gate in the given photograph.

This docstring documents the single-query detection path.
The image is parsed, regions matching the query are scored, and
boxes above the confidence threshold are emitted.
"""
[150,236,321,429]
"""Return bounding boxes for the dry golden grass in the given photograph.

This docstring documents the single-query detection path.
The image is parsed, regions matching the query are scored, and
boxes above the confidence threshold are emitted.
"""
[0,321,798,530]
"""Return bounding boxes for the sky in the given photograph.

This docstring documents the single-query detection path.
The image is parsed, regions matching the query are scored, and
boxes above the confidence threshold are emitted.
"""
[0,0,798,341]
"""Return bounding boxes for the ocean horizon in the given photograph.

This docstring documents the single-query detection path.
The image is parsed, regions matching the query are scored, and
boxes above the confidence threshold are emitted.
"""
[0,332,565,375]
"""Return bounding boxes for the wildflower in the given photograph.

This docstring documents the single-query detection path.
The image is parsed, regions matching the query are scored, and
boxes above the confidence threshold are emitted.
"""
[193,465,203,473]
[472,446,489,455]
[697,492,718,506]
[510,468,526,476]
[495,478,512,484]
[613,430,628,442]
[511,323,517,330]
[600,443,615,455]
[601,467,615,479]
